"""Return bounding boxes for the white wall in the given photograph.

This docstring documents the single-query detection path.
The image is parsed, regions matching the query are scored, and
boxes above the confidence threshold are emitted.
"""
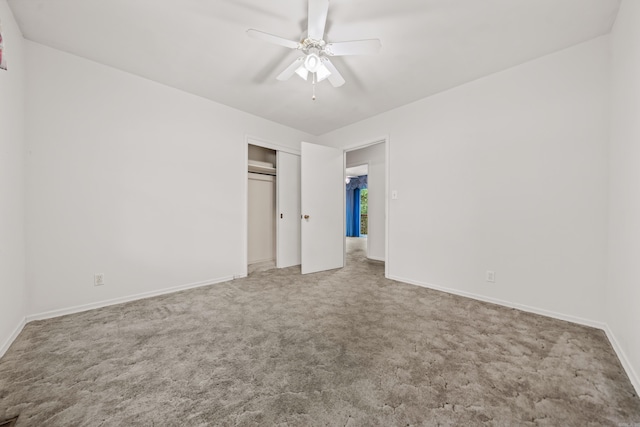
[346,143,385,261]
[607,0,640,392]
[320,36,610,325]
[0,0,26,355]
[24,41,315,316]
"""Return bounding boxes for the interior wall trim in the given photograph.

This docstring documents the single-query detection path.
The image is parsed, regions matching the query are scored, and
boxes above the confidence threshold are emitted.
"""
[388,274,605,328]
[388,274,640,396]
[25,276,234,323]
[0,317,26,359]
[342,136,388,152]
[604,324,640,396]
[246,135,301,155]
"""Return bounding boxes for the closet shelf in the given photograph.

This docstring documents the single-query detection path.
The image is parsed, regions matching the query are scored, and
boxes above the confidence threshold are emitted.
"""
[248,160,276,176]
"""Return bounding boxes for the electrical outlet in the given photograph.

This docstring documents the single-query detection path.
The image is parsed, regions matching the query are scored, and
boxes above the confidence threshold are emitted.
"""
[94,273,105,286]
[486,270,495,283]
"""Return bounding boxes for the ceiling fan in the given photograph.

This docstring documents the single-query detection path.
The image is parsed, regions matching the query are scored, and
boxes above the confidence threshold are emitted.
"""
[247,0,381,94]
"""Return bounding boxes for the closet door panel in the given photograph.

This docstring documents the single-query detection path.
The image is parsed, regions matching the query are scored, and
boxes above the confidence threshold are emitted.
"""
[277,152,301,268]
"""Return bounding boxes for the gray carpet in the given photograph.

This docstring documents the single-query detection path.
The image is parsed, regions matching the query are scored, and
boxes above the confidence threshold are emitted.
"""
[1,238,639,426]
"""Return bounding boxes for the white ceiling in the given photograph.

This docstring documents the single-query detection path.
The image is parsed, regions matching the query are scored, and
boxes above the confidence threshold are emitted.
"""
[8,0,620,135]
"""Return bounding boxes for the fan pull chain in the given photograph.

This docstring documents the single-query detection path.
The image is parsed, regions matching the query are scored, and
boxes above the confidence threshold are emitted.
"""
[312,73,316,101]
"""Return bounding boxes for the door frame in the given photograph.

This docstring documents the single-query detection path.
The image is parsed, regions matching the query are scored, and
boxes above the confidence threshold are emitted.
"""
[342,135,390,279]
[241,135,301,278]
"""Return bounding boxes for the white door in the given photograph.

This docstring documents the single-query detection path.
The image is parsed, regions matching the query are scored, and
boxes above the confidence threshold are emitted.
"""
[277,152,301,268]
[301,142,344,274]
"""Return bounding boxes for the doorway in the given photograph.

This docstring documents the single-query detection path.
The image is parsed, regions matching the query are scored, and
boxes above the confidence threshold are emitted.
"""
[345,164,369,259]
[247,145,277,273]
[243,137,302,278]
[344,141,386,266]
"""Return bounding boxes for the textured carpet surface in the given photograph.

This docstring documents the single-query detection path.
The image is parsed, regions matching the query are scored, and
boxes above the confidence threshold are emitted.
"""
[1,238,639,426]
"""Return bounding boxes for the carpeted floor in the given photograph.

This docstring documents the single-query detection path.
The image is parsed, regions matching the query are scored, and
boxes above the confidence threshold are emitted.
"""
[1,238,639,426]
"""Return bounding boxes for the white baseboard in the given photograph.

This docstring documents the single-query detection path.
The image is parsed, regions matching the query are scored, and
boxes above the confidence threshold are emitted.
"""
[387,274,606,329]
[0,317,26,358]
[26,276,234,322]
[367,255,385,262]
[603,324,640,396]
[388,274,640,396]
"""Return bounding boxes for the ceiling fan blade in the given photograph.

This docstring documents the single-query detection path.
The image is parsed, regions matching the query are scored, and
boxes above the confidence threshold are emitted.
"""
[247,29,301,49]
[320,57,345,87]
[308,0,329,40]
[277,57,306,81]
[325,39,382,56]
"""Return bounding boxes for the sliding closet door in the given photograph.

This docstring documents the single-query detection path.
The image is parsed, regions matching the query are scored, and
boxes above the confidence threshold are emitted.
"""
[300,142,344,274]
[277,151,301,268]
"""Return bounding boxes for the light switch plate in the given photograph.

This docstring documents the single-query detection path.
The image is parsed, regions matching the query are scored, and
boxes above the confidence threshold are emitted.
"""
[94,273,105,286]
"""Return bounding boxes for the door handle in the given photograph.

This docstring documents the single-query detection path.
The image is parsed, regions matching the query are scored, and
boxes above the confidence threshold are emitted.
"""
[303,215,310,220]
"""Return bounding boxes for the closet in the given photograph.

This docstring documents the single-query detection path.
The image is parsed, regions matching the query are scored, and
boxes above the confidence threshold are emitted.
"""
[247,145,277,268]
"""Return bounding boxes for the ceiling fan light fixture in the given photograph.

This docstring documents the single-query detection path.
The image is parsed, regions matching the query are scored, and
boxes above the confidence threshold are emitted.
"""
[316,63,331,82]
[304,53,321,72]
[295,66,309,81]
[247,0,382,92]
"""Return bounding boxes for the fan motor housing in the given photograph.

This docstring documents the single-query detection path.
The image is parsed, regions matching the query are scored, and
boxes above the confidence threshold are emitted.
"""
[301,38,326,53]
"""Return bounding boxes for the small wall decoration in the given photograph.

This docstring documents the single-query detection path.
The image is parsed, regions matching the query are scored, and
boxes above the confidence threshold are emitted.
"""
[0,19,6,71]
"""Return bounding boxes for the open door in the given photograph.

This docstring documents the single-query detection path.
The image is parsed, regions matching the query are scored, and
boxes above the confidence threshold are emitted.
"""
[301,142,344,274]
[277,151,301,268]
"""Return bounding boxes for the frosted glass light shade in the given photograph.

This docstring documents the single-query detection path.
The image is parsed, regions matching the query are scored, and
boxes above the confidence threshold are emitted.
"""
[316,63,331,82]
[304,53,320,72]
[295,66,309,80]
